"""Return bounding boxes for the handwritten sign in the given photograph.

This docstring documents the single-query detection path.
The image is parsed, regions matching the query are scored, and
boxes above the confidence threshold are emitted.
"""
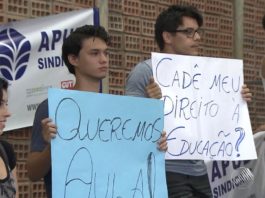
[48,88,167,198]
[205,131,265,198]
[152,52,256,160]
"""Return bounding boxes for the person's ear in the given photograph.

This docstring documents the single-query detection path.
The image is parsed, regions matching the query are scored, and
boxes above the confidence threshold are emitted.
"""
[68,54,78,67]
[162,31,173,45]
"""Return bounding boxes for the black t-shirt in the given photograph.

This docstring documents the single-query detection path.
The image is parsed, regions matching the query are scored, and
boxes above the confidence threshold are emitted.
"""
[30,99,52,198]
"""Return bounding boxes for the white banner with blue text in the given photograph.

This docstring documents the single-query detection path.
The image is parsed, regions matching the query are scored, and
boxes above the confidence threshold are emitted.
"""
[0,8,97,130]
[205,131,265,198]
[152,52,256,160]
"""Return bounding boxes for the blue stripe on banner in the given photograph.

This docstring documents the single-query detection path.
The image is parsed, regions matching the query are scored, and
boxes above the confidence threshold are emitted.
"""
[93,7,103,93]
[93,7,102,92]
[93,7,100,27]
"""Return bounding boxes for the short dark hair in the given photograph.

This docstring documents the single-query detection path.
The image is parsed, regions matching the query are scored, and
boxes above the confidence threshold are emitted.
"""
[62,25,110,75]
[155,5,203,51]
[262,14,265,29]
[0,77,8,101]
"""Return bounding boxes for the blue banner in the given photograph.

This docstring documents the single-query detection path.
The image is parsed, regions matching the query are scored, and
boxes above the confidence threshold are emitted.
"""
[49,88,167,198]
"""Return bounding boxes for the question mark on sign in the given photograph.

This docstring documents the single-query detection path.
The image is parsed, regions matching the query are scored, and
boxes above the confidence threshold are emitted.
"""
[235,127,245,157]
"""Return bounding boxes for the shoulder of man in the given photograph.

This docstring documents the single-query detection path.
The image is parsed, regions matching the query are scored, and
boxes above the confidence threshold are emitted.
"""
[35,99,48,117]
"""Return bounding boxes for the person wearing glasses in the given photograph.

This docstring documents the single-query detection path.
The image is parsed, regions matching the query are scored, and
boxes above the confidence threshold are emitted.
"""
[126,5,251,198]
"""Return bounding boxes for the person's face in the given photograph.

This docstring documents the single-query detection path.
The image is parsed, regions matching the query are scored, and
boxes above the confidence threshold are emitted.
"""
[163,16,202,55]
[71,37,109,81]
[0,89,11,135]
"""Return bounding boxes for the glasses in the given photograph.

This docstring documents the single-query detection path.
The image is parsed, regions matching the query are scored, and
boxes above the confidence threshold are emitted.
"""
[170,28,204,38]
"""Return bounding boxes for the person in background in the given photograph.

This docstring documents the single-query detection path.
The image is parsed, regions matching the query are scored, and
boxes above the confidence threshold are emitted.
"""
[126,5,252,197]
[0,77,18,198]
[27,25,167,198]
[253,14,265,133]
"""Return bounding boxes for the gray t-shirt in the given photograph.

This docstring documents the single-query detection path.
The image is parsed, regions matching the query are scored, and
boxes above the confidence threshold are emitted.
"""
[125,59,207,176]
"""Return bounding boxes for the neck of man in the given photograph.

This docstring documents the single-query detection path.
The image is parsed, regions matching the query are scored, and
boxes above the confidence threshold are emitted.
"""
[161,46,176,55]
[73,77,101,93]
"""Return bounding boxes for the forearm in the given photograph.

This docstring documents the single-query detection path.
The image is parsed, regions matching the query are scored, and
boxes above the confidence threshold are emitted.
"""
[27,144,51,181]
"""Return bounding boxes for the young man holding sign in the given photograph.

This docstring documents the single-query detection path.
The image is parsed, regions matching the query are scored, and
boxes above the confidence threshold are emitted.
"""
[126,5,252,198]
[27,25,167,198]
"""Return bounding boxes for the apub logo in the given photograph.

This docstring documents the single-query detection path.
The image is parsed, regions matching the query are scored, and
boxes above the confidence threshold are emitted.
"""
[0,28,31,81]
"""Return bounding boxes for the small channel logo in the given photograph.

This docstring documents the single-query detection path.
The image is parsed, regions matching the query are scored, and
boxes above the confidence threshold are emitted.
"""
[231,167,254,189]
[0,28,31,81]
[61,80,74,89]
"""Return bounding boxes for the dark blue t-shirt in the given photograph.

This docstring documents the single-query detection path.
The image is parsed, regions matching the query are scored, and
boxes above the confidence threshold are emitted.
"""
[30,99,52,198]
